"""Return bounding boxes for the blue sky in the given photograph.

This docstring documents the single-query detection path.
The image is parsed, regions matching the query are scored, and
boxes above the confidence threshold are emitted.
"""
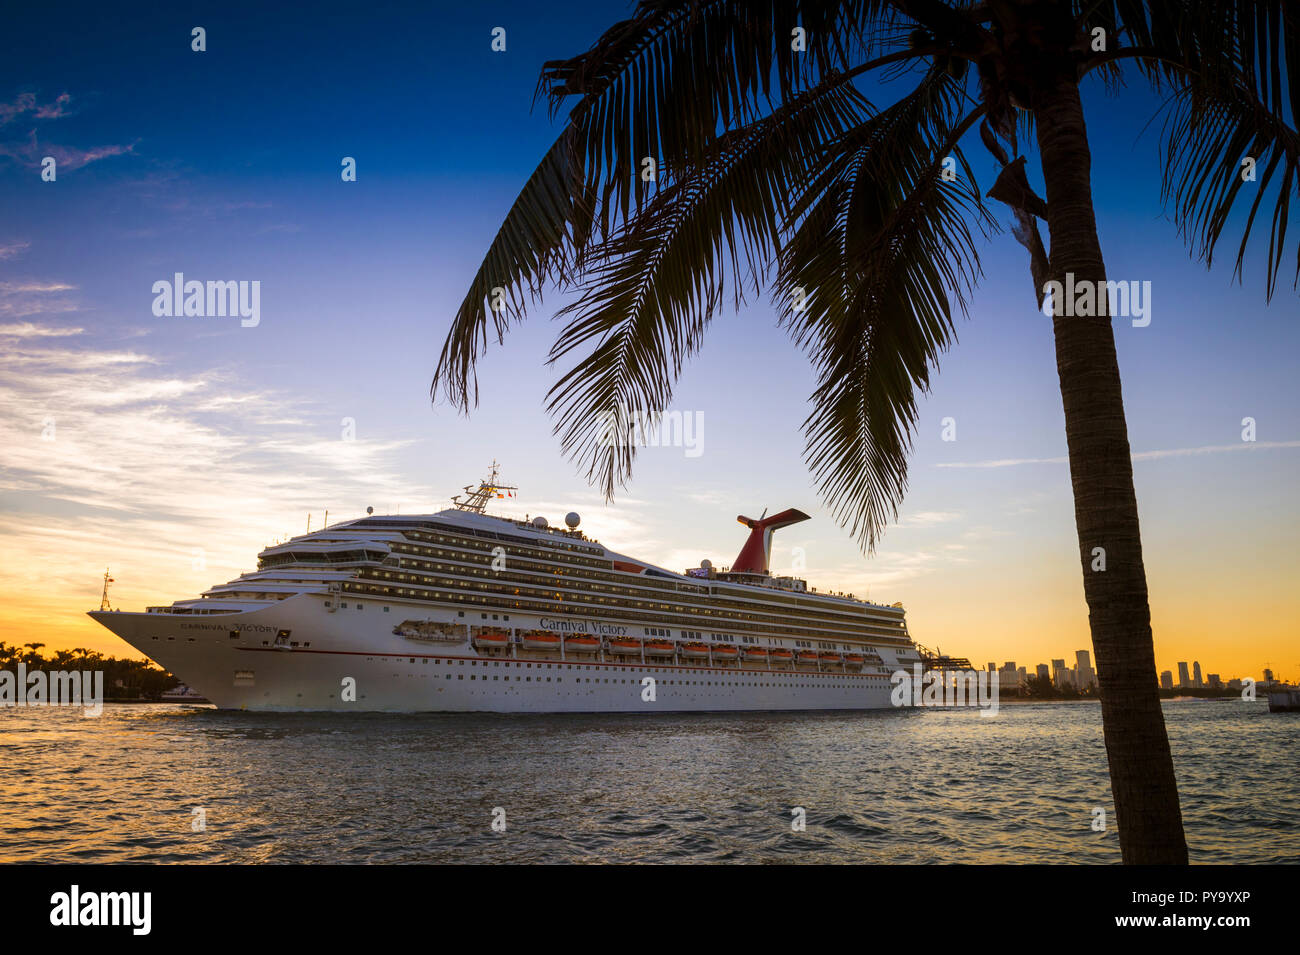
[1,1,1297,679]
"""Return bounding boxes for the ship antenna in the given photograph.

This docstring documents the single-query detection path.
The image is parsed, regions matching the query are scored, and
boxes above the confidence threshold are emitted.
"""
[99,567,114,612]
[453,460,517,514]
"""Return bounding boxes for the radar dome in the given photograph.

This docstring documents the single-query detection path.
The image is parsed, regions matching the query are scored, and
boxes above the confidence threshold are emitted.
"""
[565,512,581,529]
[532,516,548,529]
[700,559,712,569]
[366,506,374,515]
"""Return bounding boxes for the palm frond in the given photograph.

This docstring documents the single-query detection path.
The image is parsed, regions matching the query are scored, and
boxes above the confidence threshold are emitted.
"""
[774,71,991,550]
[435,0,911,413]
[1155,2,1300,296]
[431,127,589,410]
[543,75,878,497]
[1086,1,1300,297]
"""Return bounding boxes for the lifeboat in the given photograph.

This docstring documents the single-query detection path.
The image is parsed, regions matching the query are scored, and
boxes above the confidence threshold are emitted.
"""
[644,640,675,656]
[796,650,821,667]
[843,654,865,670]
[769,648,794,666]
[606,638,643,655]
[711,645,740,660]
[564,634,600,653]
[819,653,843,666]
[743,646,769,662]
[473,629,510,650]
[521,630,561,650]
[679,642,712,659]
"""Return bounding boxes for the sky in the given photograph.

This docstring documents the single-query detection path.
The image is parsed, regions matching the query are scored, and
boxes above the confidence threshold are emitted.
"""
[1,1,1297,683]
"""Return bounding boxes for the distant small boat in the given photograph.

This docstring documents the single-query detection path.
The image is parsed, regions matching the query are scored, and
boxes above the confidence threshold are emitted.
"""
[1267,686,1300,712]
[161,684,209,703]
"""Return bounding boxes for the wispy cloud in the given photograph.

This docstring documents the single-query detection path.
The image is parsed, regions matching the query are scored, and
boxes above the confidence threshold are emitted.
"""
[0,239,31,260]
[0,130,136,172]
[0,279,79,318]
[937,441,1300,469]
[896,509,962,526]
[0,92,74,125]
[0,322,84,338]
[0,329,447,652]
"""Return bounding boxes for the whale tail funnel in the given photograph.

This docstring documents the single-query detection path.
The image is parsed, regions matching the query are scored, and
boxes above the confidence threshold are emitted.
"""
[730,508,810,575]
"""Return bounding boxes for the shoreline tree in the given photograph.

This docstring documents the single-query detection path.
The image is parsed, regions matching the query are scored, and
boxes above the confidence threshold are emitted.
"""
[433,1,1298,864]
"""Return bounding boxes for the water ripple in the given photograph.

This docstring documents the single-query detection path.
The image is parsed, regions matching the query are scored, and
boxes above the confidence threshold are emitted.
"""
[0,700,1295,863]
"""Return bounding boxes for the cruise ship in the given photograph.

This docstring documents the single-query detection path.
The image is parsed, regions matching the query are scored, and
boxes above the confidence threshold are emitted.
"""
[89,466,922,712]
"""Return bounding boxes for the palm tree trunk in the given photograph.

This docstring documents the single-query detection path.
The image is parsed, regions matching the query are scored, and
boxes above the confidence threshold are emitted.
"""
[1034,80,1189,864]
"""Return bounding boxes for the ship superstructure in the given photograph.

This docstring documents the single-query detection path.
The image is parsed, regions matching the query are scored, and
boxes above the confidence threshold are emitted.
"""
[89,467,921,712]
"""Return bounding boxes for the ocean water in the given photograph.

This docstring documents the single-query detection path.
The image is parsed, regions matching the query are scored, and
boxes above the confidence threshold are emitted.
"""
[0,699,1294,864]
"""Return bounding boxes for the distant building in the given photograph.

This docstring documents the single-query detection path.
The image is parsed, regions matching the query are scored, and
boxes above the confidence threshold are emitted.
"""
[1076,650,1095,689]
[1160,670,1173,690]
[987,662,996,672]
[1017,667,1027,686]
[1004,661,1015,672]
[1037,663,1050,681]
[1207,673,1221,688]
[1177,662,1191,688]
[1193,661,1203,688]
[1263,668,1274,685]
[1052,658,1067,688]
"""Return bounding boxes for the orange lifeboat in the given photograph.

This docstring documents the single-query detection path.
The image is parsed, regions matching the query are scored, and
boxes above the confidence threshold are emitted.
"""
[744,646,769,662]
[796,650,821,667]
[565,634,600,653]
[521,630,561,650]
[843,653,865,670]
[644,640,675,657]
[819,652,843,666]
[473,629,510,650]
[679,642,712,659]
[606,638,643,655]
[711,645,740,660]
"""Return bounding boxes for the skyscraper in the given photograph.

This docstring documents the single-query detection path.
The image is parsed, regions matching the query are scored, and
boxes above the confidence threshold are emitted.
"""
[1052,659,1067,688]
[1177,661,1191,687]
[1160,670,1173,690]
[1193,661,1203,688]
[1037,663,1050,681]
[1076,650,1095,689]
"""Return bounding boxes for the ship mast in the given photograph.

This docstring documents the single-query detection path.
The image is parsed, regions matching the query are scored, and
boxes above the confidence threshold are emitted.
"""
[99,568,114,611]
[451,461,517,514]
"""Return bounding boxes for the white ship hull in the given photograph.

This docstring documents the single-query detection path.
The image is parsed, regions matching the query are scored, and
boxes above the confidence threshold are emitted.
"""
[90,594,903,713]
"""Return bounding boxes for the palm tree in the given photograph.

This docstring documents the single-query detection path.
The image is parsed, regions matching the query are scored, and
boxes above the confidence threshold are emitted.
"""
[432,1,1298,864]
